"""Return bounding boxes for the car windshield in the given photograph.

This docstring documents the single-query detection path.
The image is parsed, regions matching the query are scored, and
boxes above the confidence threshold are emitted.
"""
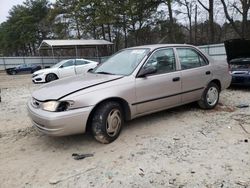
[52,60,68,68]
[93,48,150,75]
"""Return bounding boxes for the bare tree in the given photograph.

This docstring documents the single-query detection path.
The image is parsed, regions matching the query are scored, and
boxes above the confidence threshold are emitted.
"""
[194,4,198,44]
[221,0,250,38]
[197,0,215,43]
[166,0,176,42]
[176,0,196,43]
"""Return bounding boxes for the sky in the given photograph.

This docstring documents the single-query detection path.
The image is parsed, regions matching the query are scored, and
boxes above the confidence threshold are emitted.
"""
[0,0,25,23]
[0,0,55,24]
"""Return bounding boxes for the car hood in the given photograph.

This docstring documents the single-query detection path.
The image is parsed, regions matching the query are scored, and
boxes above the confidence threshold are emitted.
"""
[32,73,123,101]
[224,39,250,62]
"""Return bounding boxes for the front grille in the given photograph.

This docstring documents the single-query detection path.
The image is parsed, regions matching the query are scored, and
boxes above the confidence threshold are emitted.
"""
[32,98,40,108]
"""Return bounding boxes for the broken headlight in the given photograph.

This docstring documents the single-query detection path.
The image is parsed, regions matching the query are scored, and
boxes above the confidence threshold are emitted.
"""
[41,101,74,112]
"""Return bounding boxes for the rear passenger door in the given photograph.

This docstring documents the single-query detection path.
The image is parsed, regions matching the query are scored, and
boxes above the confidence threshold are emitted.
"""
[135,48,182,115]
[58,59,75,78]
[176,48,212,103]
[75,59,89,74]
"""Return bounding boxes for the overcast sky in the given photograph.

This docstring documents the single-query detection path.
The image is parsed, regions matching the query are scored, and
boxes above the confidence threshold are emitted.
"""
[0,0,25,23]
[0,0,55,24]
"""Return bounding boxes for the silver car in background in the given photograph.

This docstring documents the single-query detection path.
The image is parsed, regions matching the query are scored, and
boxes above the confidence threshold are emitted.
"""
[27,44,231,143]
[32,59,98,83]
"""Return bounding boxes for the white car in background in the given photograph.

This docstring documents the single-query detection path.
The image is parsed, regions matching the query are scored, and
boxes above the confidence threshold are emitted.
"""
[32,59,98,83]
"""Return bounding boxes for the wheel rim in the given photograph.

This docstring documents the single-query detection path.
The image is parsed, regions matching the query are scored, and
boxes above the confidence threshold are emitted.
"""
[106,109,121,137]
[206,87,218,106]
[47,74,56,82]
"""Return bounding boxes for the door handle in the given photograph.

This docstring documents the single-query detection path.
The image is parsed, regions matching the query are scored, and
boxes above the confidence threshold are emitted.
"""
[206,71,211,75]
[172,77,180,82]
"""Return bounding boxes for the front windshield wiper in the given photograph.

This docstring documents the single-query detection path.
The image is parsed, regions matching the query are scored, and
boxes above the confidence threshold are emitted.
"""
[95,71,115,75]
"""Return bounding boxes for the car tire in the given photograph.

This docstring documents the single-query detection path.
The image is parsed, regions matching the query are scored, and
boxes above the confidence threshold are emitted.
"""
[198,82,220,109]
[45,73,58,82]
[11,70,16,75]
[91,101,124,144]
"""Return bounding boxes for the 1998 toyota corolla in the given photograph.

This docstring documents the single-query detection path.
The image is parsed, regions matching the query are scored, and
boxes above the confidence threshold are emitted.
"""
[27,44,231,144]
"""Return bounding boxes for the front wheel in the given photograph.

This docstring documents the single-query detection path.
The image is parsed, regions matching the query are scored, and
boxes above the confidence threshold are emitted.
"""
[198,82,220,109]
[91,101,124,144]
[45,73,58,82]
[11,70,17,75]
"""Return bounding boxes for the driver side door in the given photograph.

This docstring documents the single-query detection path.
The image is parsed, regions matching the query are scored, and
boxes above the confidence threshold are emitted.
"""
[58,60,76,78]
[134,48,182,115]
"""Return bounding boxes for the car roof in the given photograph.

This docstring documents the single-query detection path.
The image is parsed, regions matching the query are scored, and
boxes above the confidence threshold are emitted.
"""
[127,44,195,51]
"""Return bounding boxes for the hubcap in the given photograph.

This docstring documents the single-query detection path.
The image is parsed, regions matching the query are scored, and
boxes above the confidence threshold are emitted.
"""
[206,87,218,106]
[106,109,121,137]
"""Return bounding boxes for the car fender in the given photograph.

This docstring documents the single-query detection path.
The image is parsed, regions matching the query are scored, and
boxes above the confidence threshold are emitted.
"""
[61,76,137,119]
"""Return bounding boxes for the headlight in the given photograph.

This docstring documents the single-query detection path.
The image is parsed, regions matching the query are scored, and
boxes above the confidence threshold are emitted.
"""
[41,101,59,112]
[41,101,74,112]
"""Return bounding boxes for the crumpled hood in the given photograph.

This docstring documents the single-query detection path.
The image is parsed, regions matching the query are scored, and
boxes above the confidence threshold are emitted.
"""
[224,39,250,62]
[32,73,123,101]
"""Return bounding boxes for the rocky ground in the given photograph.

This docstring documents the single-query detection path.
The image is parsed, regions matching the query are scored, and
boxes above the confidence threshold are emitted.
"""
[0,72,250,188]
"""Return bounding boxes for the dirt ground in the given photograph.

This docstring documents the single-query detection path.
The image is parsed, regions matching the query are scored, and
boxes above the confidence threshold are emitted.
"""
[0,72,250,188]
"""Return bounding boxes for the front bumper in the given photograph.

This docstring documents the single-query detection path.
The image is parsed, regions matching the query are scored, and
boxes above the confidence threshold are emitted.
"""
[32,74,46,83]
[27,100,93,136]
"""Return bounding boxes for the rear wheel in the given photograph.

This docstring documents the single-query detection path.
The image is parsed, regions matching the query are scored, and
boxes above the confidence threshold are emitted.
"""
[45,73,58,82]
[198,82,219,109]
[91,101,124,144]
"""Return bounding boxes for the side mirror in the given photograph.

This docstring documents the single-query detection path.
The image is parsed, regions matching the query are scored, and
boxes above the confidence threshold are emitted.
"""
[138,66,157,77]
[60,65,64,68]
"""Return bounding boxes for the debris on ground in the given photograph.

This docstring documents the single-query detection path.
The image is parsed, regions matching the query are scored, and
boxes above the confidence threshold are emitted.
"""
[236,104,249,108]
[72,153,94,160]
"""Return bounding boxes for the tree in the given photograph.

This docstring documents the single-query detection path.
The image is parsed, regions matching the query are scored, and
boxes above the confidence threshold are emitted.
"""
[176,0,196,43]
[0,0,50,56]
[221,0,250,39]
[197,0,215,43]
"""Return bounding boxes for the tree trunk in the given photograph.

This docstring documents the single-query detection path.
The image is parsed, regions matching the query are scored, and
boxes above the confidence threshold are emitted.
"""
[194,4,198,45]
[107,23,112,42]
[242,0,250,38]
[75,18,81,39]
[209,0,214,43]
[122,14,128,48]
[220,0,242,38]
[167,0,176,42]
[93,25,96,39]
[185,0,192,44]
[101,24,106,40]
[197,0,214,43]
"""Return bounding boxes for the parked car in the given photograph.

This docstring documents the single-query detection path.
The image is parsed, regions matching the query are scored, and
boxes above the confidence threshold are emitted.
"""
[6,64,41,75]
[27,44,231,143]
[225,39,250,86]
[32,59,98,83]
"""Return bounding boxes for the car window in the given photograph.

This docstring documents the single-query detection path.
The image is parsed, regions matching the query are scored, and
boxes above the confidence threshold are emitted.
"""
[62,60,74,68]
[75,60,89,66]
[177,48,208,70]
[19,64,27,68]
[144,48,176,75]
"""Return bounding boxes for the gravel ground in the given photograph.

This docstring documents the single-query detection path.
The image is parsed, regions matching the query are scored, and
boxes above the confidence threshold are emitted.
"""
[0,72,250,188]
